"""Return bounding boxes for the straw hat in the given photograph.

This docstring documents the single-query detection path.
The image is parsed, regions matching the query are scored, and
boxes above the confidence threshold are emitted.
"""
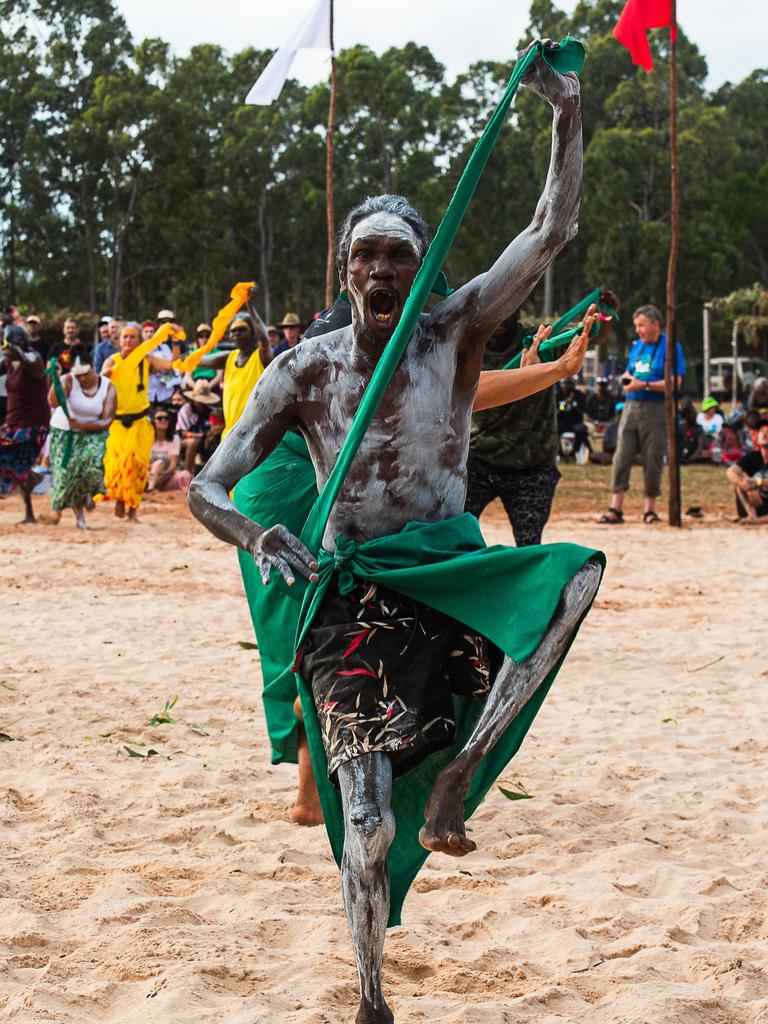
[277,312,302,328]
[182,379,220,405]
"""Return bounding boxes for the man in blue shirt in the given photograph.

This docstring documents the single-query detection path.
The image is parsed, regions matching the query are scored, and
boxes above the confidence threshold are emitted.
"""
[598,304,685,524]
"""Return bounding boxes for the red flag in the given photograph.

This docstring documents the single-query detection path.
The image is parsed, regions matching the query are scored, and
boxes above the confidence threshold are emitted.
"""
[613,0,677,72]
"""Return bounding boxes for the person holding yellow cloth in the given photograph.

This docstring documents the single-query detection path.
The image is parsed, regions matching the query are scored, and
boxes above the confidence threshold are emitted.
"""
[191,286,273,435]
[101,322,180,520]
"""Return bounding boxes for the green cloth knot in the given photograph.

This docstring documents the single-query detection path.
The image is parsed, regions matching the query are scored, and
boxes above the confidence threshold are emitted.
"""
[332,536,358,594]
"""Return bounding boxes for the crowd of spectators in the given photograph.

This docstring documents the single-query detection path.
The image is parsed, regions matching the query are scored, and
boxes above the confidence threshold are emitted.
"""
[2,300,767,527]
[0,305,305,523]
[552,375,768,470]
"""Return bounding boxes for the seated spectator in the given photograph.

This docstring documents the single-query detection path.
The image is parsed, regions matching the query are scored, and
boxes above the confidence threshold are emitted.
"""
[556,377,589,458]
[586,376,615,426]
[712,408,754,465]
[147,408,191,493]
[748,376,768,416]
[678,402,705,463]
[200,408,225,465]
[726,419,768,522]
[746,408,763,448]
[178,379,220,474]
[696,397,723,454]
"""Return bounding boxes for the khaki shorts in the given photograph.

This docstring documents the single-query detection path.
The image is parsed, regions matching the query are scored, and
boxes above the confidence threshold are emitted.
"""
[611,400,667,497]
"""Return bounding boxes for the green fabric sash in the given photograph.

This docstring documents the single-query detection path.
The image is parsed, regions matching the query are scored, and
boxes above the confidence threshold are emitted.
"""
[45,358,73,468]
[294,514,603,926]
[299,37,585,557]
[233,433,316,764]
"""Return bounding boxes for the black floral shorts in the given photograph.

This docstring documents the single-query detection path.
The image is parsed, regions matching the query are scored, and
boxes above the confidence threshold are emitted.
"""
[300,579,498,780]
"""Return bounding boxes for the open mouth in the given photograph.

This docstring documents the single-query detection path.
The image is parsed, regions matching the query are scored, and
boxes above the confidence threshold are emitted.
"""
[368,288,398,324]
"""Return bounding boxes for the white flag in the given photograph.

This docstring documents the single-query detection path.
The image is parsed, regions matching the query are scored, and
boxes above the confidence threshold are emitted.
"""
[245,0,332,105]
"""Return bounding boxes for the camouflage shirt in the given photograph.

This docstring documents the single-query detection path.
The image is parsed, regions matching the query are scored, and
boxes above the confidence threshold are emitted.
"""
[470,328,558,471]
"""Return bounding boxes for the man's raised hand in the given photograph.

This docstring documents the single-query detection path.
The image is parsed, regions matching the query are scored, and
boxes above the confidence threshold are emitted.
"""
[253,523,319,587]
[520,324,552,367]
[557,304,597,378]
[519,39,580,106]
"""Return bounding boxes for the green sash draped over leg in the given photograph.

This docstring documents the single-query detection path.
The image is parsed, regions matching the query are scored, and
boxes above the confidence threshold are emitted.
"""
[294,518,603,926]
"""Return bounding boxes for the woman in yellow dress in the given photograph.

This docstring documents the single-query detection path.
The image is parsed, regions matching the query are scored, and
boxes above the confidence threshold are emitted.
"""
[101,322,179,520]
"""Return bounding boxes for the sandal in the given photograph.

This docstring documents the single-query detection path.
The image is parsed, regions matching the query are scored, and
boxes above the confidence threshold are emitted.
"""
[597,508,624,524]
[643,511,661,524]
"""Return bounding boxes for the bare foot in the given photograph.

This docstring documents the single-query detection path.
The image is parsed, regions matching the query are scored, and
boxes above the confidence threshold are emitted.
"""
[39,510,62,525]
[74,506,87,530]
[127,507,140,523]
[290,696,324,826]
[419,766,475,856]
[356,998,394,1023]
[115,500,125,518]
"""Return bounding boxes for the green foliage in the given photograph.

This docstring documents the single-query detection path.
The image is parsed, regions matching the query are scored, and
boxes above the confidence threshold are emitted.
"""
[147,695,179,726]
[498,781,533,800]
[0,1,765,361]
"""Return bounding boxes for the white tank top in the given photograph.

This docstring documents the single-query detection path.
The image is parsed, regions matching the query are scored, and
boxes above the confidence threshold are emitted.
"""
[50,374,110,430]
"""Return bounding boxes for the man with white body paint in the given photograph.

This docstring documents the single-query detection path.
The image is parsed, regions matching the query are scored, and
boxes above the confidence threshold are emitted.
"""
[189,44,601,1024]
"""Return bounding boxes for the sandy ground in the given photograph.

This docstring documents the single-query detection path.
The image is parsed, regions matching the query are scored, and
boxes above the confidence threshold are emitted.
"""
[1,491,767,1024]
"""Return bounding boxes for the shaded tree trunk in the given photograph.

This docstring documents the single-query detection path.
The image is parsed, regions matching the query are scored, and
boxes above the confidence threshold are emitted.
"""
[257,186,272,324]
[79,179,98,313]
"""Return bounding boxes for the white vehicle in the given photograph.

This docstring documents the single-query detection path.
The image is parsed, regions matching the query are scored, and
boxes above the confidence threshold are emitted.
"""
[708,356,768,397]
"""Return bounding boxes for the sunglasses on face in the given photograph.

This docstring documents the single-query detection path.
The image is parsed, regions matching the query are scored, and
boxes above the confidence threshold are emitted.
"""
[231,327,249,334]
[155,415,170,421]
[197,331,211,338]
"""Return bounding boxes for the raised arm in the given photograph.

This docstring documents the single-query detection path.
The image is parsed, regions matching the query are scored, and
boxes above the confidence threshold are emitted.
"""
[432,43,583,346]
[187,357,318,584]
[246,285,273,366]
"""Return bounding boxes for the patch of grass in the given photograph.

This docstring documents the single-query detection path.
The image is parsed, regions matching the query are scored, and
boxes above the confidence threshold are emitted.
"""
[147,696,179,727]
[123,745,160,759]
[146,696,208,736]
[237,640,259,650]
[497,780,533,801]
[555,462,735,518]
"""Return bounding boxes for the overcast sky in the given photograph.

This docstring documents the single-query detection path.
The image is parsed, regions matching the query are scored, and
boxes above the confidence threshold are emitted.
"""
[116,0,763,92]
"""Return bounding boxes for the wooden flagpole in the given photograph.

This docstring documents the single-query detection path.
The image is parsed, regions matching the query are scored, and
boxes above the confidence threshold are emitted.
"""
[664,0,681,527]
[324,0,337,308]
